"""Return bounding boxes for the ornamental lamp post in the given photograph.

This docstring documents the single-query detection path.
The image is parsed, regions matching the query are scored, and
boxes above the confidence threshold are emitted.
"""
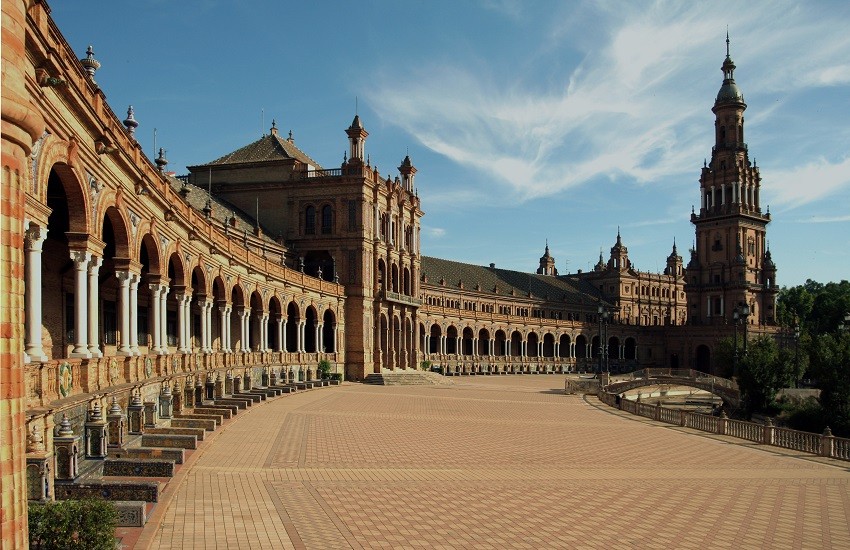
[597,302,604,374]
[741,303,751,355]
[793,318,800,388]
[732,307,740,379]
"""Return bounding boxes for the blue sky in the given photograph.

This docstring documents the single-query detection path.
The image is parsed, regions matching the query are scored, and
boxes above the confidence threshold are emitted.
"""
[51,1,850,287]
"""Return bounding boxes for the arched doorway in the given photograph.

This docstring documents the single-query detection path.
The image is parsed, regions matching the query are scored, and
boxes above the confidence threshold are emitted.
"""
[695,345,711,372]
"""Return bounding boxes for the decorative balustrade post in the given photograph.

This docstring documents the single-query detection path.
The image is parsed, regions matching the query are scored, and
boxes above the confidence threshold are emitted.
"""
[262,368,270,387]
[762,417,775,445]
[205,372,215,400]
[107,398,126,449]
[717,411,727,435]
[26,423,53,501]
[225,371,234,395]
[172,381,183,415]
[243,370,252,391]
[215,373,224,398]
[53,415,81,481]
[654,402,661,421]
[269,368,277,386]
[84,403,109,459]
[820,427,835,458]
[143,400,158,428]
[194,377,204,406]
[184,378,195,408]
[127,392,145,434]
[679,409,686,427]
[159,384,174,419]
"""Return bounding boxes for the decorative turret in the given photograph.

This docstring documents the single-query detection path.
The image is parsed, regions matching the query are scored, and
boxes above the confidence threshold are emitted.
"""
[398,154,417,193]
[346,114,368,162]
[665,240,683,276]
[155,148,168,172]
[608,229,629,271]
[594,251,606,272]
[536,241,557,276]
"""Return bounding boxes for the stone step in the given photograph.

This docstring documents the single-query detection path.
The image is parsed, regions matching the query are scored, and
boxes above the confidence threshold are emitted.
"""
[103,458,176,478]
[146,426,206,442]
[214,397,251,409]
[232,392,263,403]
[192,406,233,419]
[170,417,216,431]
[54,480,161,503]
[141,433,197,450]
[108,447,185,464]
[174,412,223,426]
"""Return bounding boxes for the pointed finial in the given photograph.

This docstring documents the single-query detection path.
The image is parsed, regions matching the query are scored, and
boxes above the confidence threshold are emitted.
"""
[155,147,168,171]
[123,105,139,136]
[288,129,293,142]
[80,45,101,83]
[726,28,730,57]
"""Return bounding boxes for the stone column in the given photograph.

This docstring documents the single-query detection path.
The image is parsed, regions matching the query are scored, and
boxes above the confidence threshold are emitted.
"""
[70,251,91,357]
[114,269,131,356]
[219,303,228,352]
[224,305,233,352]
[149,284,163,353]
[198,300,210,353]
[88,256,103,357]
[240,308,251,352]
[128,273,140,355]
[24,224,48,362]
[315,322,321,353]
[299,321,306,352]
[159,285,168,353]
[205,301,214,353]
[276,317,284,352]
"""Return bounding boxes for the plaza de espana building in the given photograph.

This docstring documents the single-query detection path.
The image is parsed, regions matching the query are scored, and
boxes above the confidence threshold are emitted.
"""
[1,2,779,545]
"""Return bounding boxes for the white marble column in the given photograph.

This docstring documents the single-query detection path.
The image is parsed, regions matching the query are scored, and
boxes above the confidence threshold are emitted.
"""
[69,251,91,357]
[314,322,321,353]
[219,303,228,352]
[472,338,478,357]
[281,319,288,352]
[24,224,48,362]
[276,317,283,352]
[299,321,306,352]
[157,285,167,353]
[198,300,210,353]
[85,256,102,358]
[114,269,131,356]
[176,294,188,352]
[149,283,163,354]
[318,322,324,353]
[238,308,249,352]
[128,273,140,355]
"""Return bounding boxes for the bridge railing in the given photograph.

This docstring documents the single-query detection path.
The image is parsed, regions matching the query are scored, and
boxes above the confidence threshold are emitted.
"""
[599,389,850,462]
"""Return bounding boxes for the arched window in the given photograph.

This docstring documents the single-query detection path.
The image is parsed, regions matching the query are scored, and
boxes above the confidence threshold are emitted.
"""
[305,206,316,234]
[321,205,333,234]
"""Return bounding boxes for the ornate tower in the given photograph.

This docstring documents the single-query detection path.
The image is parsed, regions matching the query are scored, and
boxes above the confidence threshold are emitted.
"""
[686,35,778,326]
[536,242,557,275]
[607,229,629,272]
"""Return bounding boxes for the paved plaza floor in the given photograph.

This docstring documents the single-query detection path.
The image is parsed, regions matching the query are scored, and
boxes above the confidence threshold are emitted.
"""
[136,376,850,549]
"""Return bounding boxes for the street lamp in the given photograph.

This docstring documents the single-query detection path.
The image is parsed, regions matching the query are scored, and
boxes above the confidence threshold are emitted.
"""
[793,317,800,388]
[732,303,750,379]
[740,303,751,355]
[597,303,610,374]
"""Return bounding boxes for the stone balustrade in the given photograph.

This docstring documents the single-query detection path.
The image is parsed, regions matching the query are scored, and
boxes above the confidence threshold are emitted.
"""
[600,389,850,462]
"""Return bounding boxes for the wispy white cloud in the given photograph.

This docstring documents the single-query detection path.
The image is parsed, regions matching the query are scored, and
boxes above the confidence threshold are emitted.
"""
[424,226,446,238]
[795,214,850,224]
[363,1,850,206]
[768,156,850,209]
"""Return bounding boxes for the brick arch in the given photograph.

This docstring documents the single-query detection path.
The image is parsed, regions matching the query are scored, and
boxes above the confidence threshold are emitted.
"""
[230,282,247,308]
[35,138,90,232]
[138,233,162,276]
[166,252,187,288]
[43,162,90,234]
[190,264,209,297]
[102,205,131,259]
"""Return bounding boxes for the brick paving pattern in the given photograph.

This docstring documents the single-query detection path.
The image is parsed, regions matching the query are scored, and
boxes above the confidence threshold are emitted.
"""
[140,377,850,549]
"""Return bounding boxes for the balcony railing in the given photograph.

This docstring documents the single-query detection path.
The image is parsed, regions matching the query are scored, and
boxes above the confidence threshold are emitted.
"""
[383,289,422,307]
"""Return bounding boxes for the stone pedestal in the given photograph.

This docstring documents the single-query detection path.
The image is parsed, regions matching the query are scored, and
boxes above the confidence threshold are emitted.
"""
[233,374,242,394]
[184,379,195,408]
[214,374,224,398]
[225,372,234,395]
[205,373,215,400]
[143,401,158,428]
[127,393,145,434]
[159,385,174,419]
[172,381,183,415]
[243,371,252,391]
[262,369,270,387]
[53,415,81,481]
[194,378,203,405]
[26,424,52,501]
[85,403,109,459]
[107,398,126,449]
[269,369,277,386]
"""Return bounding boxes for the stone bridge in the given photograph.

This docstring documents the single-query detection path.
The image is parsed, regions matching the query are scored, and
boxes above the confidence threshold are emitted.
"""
[605,368,741,409]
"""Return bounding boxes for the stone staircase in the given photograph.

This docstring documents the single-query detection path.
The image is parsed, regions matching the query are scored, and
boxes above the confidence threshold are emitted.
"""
[363,370,450,386]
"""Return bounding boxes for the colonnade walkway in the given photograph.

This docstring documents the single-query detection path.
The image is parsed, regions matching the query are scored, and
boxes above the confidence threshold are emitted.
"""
[137,376,850,549]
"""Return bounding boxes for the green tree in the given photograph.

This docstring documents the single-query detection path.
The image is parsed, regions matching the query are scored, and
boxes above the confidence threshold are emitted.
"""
[29,499,117,549]
[737,335,794,415]
[810,331,850,435]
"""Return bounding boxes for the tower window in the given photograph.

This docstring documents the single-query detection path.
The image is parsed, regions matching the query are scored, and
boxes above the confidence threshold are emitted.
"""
[305,206,316,234]
[321,204,333,234]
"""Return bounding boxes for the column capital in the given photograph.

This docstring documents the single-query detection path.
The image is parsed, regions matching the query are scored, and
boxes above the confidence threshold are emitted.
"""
[24,223,47,251]
[71,249,92,266]
[87,255,103,272]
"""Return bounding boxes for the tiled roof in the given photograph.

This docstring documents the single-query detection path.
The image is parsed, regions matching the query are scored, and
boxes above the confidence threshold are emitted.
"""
[421,256,606,306]
[166,175,282,245]
[196,131,323,169]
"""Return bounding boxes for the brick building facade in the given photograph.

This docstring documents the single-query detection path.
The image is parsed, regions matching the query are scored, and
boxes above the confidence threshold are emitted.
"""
[1,4,777,546]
